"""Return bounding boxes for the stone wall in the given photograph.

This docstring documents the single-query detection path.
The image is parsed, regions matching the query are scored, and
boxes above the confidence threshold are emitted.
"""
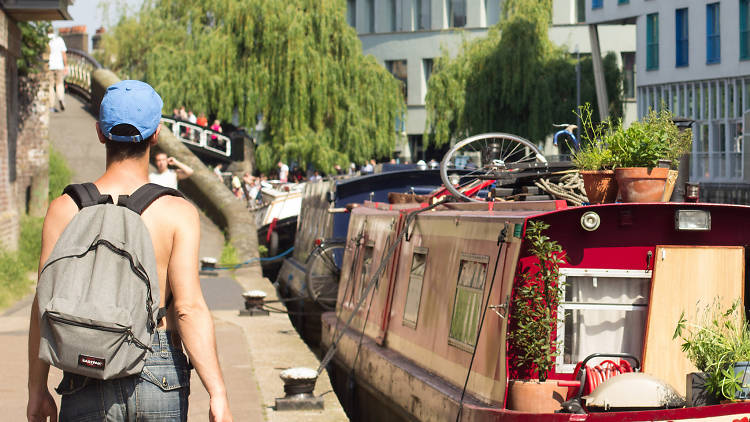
[0,10,21,250]
[15,74,50,218]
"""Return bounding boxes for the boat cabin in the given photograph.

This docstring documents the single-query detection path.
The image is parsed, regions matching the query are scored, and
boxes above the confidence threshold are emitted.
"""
[322,199,750,421]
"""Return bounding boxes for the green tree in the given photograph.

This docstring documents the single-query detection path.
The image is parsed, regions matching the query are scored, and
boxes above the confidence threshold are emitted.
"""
[17,21,52,76]
[425,0,622,148]
[99,0,403,173]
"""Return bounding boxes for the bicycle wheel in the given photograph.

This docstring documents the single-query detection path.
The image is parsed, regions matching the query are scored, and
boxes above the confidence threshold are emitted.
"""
[439,133,547,202]
[305,241,346,310]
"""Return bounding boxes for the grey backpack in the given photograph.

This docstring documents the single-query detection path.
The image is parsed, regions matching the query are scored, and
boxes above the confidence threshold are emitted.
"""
[37,183,182,380]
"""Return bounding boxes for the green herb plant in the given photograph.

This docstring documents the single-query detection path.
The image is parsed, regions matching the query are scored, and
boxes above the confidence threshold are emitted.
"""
[508,220,566,382]
[572,103,615,171]
[674,300,750,400]
[608,107,692,169]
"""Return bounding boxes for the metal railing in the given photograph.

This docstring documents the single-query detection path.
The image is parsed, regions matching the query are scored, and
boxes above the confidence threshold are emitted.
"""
[61,51,233,158]
[160,118,232,157]
[64,48,102,100]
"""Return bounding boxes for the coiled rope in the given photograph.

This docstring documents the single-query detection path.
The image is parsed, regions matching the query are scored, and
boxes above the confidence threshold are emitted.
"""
[534,171,588,206]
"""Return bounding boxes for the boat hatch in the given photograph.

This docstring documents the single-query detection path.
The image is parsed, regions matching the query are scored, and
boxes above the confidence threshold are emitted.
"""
[556,268,651,374]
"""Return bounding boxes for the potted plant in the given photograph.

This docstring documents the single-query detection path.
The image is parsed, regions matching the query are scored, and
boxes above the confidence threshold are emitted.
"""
[673,300,750,404]
[608,108,692,202]
[573,104,618,204]
[507,221,568,412]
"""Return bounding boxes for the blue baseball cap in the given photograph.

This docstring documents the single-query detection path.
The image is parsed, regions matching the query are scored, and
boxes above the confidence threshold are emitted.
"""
[99,80,163,142]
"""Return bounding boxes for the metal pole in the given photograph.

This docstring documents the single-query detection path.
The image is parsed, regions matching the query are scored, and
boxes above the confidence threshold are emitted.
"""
[576,44,581,142]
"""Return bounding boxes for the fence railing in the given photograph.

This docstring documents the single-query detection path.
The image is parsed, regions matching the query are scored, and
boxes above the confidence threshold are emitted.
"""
[160,118,232,158]
[64,48,102,100]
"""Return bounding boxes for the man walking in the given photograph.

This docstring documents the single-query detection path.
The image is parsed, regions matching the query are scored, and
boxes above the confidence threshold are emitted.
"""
[47,27,67,111]
[27,80,232,421]
[150,152,194,189]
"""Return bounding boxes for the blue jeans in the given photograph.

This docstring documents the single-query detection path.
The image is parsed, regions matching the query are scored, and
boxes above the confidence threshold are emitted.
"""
[56,330,190,421]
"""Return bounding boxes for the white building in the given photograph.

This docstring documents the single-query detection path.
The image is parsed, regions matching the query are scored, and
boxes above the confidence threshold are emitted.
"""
[346,0,635,161]
[586,0,750,184]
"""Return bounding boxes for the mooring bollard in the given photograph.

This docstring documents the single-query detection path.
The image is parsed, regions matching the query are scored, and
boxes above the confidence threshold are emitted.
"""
[275,367,324,410]
[239,290,269,316]
[199,257,219,276]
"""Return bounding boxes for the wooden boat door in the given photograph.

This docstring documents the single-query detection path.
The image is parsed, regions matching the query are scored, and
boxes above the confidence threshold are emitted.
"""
[643,246,744,396]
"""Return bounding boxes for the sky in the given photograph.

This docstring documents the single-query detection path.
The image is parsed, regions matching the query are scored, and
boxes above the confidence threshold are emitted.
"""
[53,0,145,48]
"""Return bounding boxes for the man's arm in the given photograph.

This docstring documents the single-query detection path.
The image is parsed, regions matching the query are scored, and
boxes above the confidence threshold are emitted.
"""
[167,200,231,421]
[167,157,194,180]
[28,195,76,421]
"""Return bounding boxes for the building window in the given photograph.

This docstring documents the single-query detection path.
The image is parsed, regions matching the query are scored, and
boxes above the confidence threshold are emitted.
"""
[592,0,602,10]
[706,3,721,64]
[741,0,750,60]
[676,8,689,67]
[448,254,489,351]
[577,0,586,22]
[390,0,397,31]
[622,52,635,99]
[386,60,408,102]
[646,13,659,70]
[422,58,433,103]
[416,0,431,30]
[556,269,651,373]
[367,0,375,32]
[403,247,428,328]
[618,0,629,4]
[448,0,466,28]
[347,0,356,28]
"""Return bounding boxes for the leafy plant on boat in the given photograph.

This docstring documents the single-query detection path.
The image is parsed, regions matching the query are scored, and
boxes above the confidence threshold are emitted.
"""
[673,300,750,400]
[508,220,566,382]
[572,104,615,171]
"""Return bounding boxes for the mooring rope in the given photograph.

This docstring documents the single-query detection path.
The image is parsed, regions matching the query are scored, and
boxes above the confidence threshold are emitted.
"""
[534,171,588,206]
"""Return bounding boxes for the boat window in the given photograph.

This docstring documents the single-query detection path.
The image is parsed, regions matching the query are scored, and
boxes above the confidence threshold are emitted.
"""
[556,269,651,373]
[359,242,374,299]
[403,247,428,329]
[448,254,489,352]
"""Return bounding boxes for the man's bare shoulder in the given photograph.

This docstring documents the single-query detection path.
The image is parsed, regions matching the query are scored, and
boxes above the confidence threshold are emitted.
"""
[45,194,78,226]
[144,195,199,225]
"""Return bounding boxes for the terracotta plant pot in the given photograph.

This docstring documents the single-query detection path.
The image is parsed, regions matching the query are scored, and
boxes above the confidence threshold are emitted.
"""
[507,379,568,413]
[580,170,618,204]
[615,167,670,203]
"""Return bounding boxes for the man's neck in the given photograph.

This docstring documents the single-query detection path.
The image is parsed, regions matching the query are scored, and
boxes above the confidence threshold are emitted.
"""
[97,155,150,193]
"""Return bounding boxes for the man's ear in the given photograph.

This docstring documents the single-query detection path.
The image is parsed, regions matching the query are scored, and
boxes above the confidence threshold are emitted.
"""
[95,122,107,144]
[149,125,161,146]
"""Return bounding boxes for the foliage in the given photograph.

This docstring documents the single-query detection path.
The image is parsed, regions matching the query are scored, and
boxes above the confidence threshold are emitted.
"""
[0,216,43,311]
[508,220,566,382]
[572,104,614,171]
[17,21,52,76]
[49,146,72,202]
[220,242,240,267]
[99,0,404,174]
[674,300,750,400]
[424,0,622,147]
[608,108,692,169]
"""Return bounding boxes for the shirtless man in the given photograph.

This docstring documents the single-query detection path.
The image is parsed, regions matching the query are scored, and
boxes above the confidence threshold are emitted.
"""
[27,80,232,421]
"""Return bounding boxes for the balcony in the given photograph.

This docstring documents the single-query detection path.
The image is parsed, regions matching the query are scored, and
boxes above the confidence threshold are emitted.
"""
[0,0,71,21]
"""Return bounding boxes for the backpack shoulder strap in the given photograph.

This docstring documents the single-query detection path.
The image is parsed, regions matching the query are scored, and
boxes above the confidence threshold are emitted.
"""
[62,183,113,209]
[118,183,184,215]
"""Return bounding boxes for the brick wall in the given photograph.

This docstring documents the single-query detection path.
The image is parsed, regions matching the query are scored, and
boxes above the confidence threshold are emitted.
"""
[0,10,20,251]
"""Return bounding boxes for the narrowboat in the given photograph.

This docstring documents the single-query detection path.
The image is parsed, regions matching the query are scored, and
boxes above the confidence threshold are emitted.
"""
[274,169,449,345]
[320,198,750,421]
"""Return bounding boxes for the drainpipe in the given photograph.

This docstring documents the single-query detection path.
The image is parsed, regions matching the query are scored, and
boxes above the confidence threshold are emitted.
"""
[588,24,610,121]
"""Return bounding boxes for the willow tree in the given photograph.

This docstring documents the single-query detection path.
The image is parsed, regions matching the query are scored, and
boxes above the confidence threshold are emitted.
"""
[99,0,403,173]
[425,0,622,147]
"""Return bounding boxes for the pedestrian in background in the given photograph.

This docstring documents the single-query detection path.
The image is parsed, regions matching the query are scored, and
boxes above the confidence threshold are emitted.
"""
[47,27,67,112]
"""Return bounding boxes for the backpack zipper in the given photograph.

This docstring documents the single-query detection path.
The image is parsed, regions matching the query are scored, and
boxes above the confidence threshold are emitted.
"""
[46,313,153,351]
[41,239,157,332]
